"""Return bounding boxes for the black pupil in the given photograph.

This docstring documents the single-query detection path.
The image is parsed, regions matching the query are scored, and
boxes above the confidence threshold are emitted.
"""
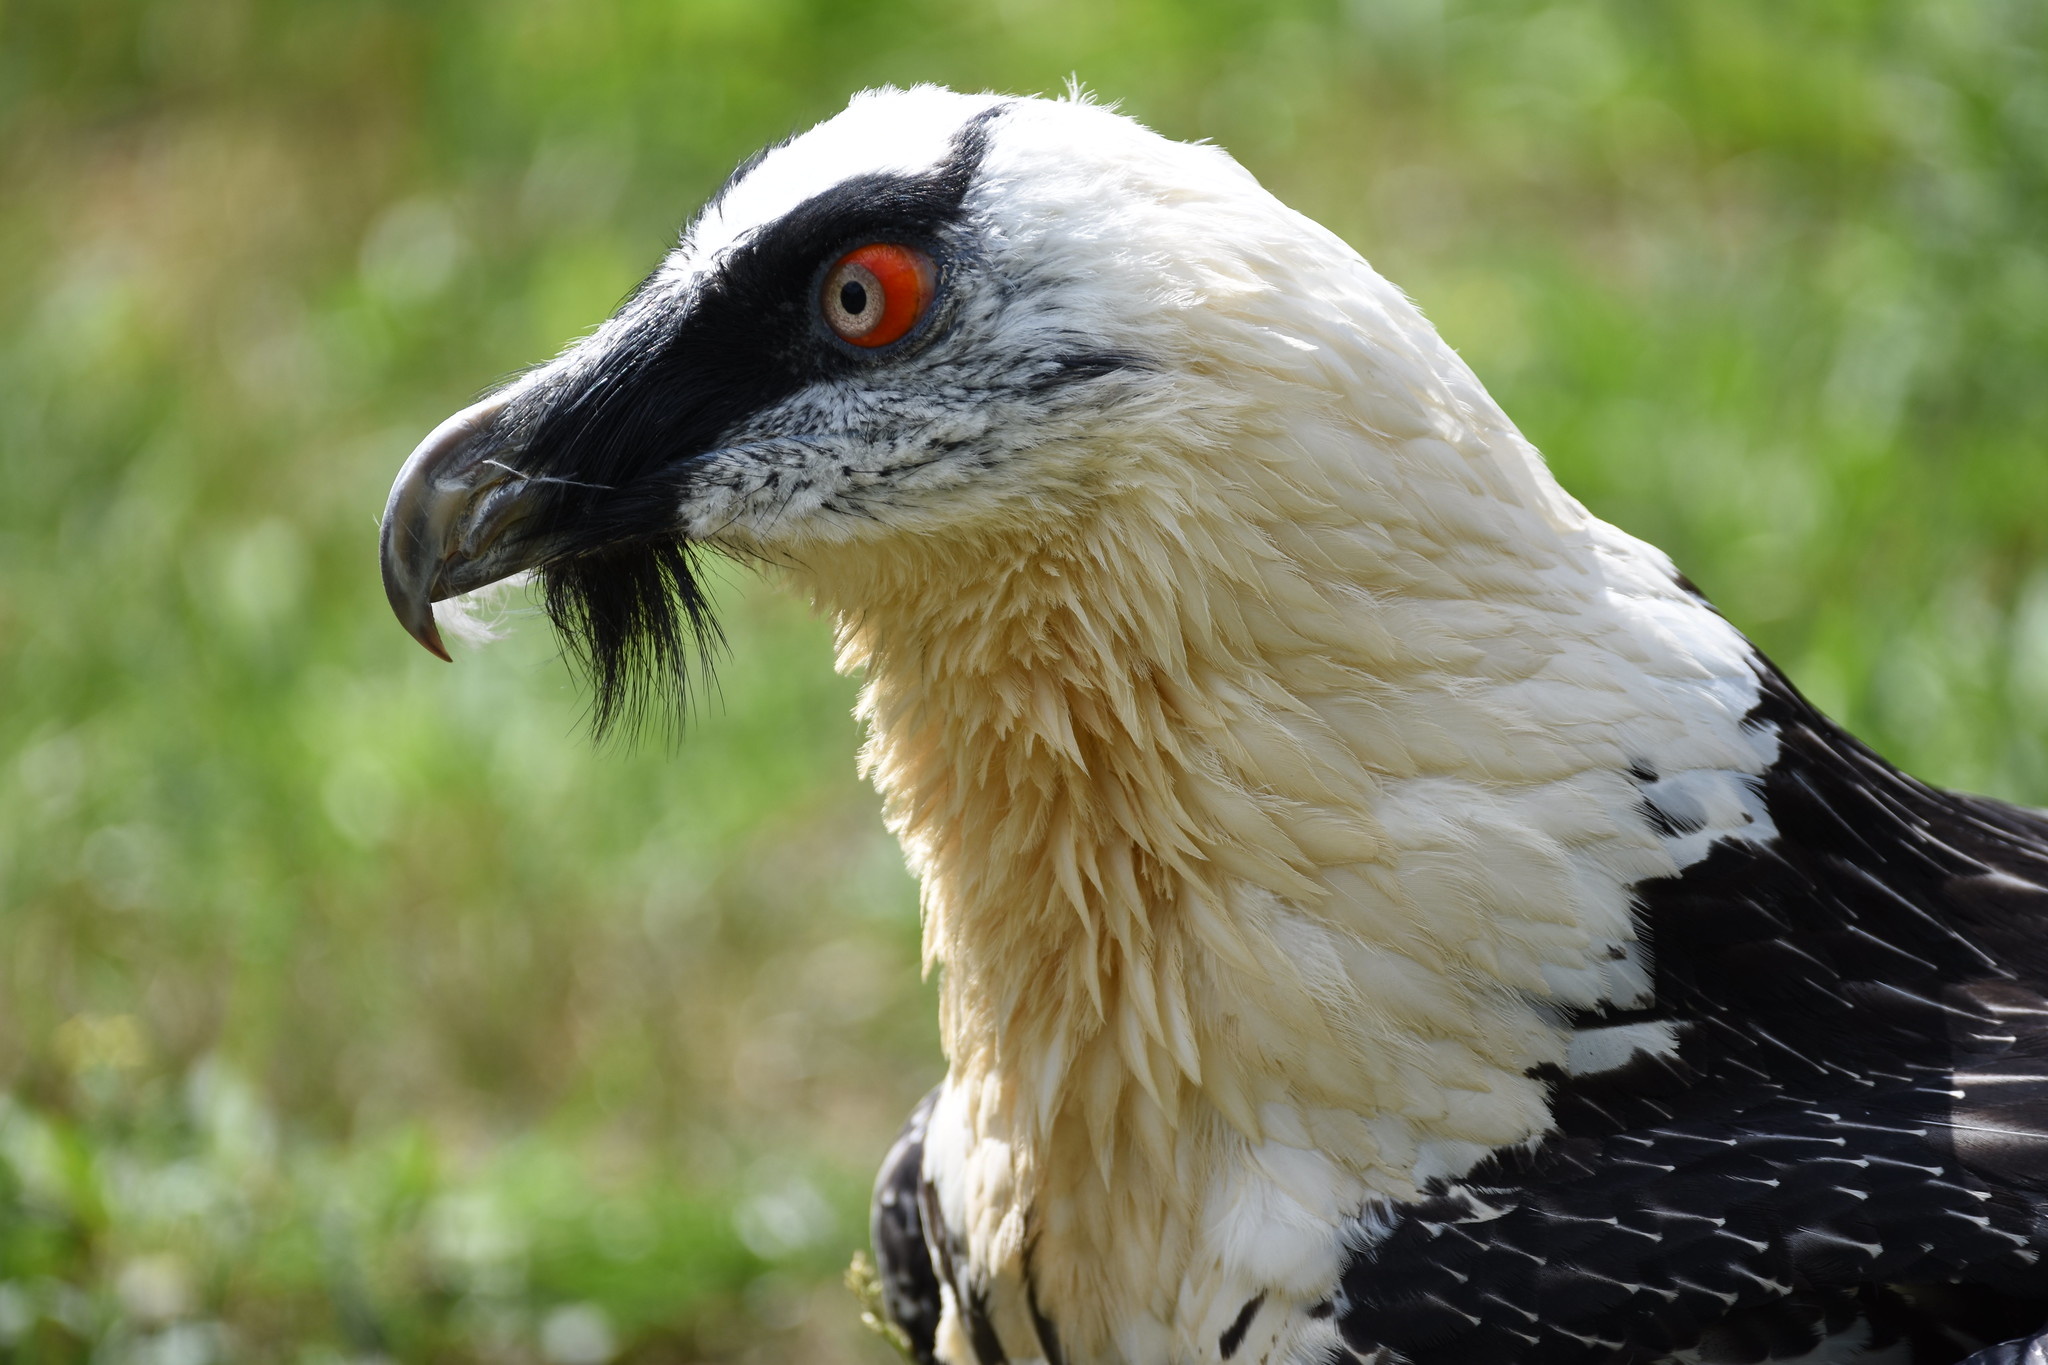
[839,279,869,316]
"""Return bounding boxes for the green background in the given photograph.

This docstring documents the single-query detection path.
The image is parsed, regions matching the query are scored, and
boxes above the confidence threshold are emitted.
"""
[2,1,2044,1360]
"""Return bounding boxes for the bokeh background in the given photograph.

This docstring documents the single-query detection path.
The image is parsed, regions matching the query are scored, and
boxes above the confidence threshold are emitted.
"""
[3,1,2045,1360]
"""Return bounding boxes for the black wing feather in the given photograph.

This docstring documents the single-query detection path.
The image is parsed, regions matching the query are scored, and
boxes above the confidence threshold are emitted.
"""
[1959,1327,2048,1365]
[1336,663,2048,1365]
[873,1090,945,1365]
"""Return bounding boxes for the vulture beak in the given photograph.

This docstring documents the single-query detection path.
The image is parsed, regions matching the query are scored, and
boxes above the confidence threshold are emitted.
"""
[379,392,546,661]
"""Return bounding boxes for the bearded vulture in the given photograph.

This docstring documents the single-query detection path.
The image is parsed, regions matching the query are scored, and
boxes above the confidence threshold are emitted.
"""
[377,87,2048,1365]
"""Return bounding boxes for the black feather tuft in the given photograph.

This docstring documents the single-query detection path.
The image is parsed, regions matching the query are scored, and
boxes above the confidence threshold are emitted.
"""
[539,540,723,743]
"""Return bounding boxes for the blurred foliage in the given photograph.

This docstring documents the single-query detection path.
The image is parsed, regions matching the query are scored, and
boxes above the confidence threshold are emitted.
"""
[1,0,2045,1360]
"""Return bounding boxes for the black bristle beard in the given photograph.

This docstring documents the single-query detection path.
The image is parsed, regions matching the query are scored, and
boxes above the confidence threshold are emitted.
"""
[539,541,724,743]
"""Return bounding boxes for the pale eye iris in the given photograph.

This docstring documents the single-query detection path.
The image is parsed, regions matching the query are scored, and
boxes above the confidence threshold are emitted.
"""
[822,259,886,339]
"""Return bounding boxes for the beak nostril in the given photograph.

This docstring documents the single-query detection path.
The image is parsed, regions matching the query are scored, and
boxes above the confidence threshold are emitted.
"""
[458,477,542,561]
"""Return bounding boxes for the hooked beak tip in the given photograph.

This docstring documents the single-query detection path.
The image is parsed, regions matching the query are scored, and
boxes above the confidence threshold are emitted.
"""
[378,521,455,662]
[408,604,455,663]
[379,392,522,664]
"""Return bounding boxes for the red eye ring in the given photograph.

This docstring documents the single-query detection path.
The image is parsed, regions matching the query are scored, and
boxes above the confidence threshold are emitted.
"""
[821,243,936,348]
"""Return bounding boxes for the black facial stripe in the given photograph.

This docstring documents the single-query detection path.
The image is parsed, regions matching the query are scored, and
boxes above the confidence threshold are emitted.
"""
[519,102,1007,535]
[499,102,1008,738]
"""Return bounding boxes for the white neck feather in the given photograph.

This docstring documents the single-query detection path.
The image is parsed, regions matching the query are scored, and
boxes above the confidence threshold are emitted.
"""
[783,240,1775,1359]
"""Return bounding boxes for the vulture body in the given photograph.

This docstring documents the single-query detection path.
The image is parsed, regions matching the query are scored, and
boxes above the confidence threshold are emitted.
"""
[378,88,2048,1365]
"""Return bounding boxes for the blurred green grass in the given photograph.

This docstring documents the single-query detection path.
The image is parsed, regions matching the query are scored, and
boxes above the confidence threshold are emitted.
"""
[1,0,2045,1360]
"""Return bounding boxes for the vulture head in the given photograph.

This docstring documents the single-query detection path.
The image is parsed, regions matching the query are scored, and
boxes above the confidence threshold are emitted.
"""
[381,85,1555,732]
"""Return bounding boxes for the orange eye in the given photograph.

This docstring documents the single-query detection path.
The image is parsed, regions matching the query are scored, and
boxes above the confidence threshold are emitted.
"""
[821,243,936,348]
